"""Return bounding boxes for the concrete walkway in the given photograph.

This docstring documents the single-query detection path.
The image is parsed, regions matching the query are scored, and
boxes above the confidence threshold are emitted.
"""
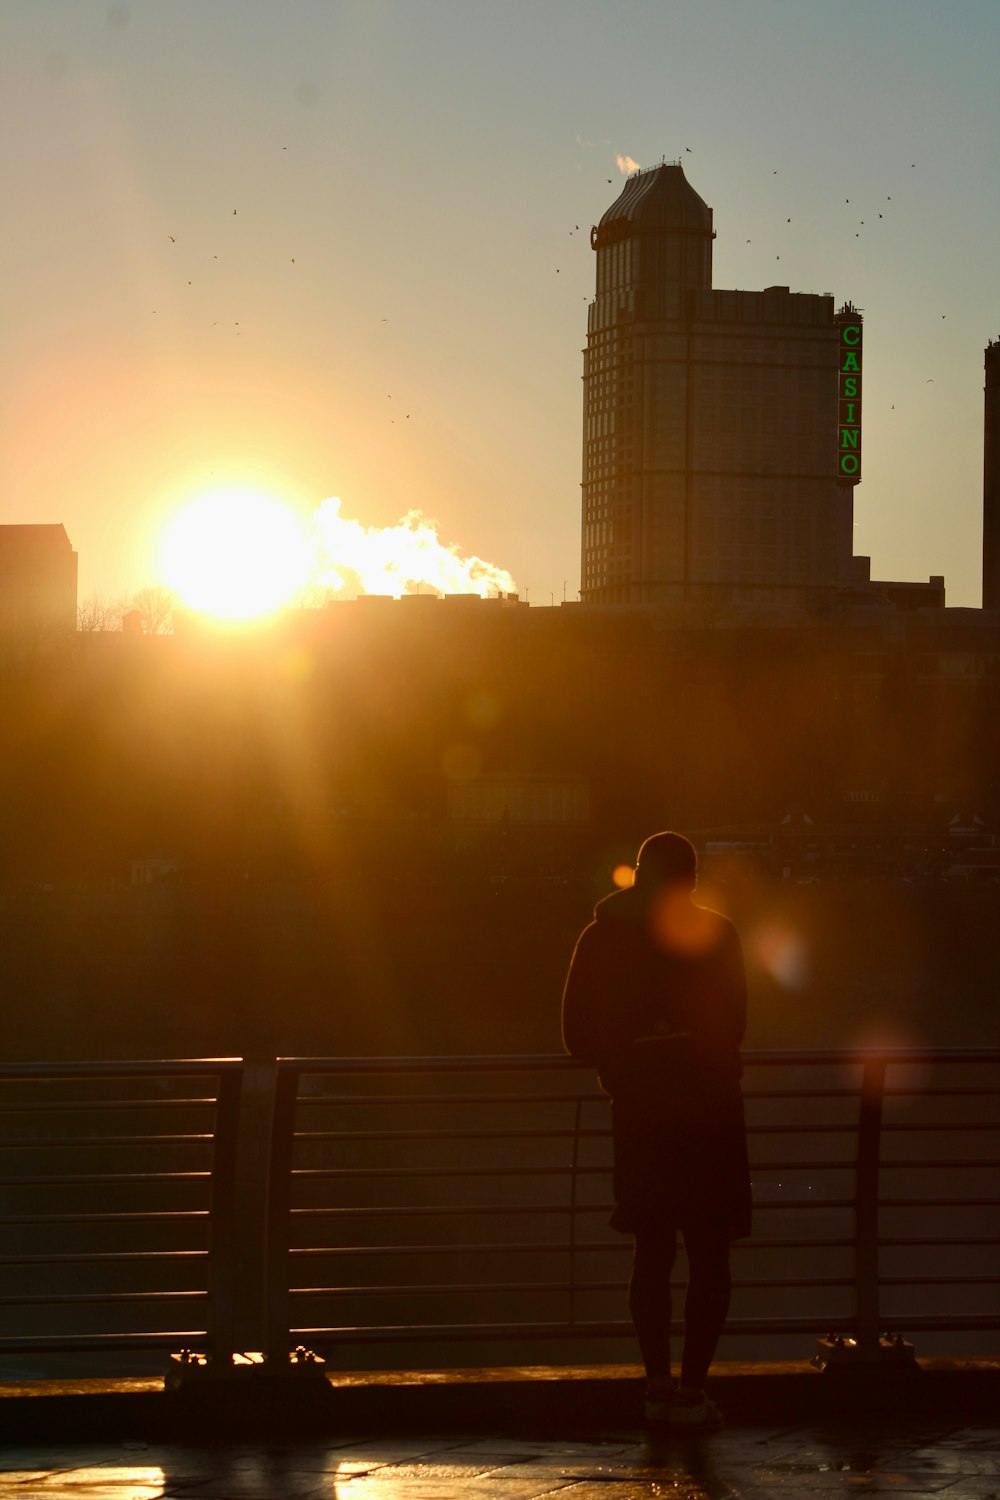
[2,1420,1000,1498]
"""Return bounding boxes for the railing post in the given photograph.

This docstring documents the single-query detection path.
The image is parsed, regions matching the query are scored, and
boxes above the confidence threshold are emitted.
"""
[264,1063,300,1367]
[206,1064,242,1367]
[855,1055,886,1352]
[568,1096,582,1329]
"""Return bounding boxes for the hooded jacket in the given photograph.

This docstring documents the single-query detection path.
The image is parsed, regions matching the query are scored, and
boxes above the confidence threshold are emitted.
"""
[561,883,746,1104]
[562,881,751,1237]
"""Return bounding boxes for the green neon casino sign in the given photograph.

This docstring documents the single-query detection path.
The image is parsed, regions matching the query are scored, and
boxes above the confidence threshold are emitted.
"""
[837,315,862,480]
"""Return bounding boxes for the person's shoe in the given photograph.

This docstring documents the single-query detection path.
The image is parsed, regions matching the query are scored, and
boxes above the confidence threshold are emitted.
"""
[643,1374,677,1423]
[668,1386,724,1432]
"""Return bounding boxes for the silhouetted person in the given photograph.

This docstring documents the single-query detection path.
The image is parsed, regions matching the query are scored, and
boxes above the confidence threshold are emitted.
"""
[562,831,750,1429]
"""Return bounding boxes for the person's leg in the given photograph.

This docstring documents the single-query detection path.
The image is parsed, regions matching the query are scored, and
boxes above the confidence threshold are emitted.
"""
[678,1221,732,1391]
[628,1227,677,1378]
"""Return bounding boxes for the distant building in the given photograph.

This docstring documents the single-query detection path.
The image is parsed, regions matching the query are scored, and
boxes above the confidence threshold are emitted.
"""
[0,524,78,634]
[984,337,1000,609]
[580,164,944,612]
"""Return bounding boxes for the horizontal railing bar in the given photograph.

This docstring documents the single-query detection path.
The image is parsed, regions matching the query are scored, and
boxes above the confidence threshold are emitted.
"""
[291,1242,623,1259]
[0,1060,241,1080]
[291,1166,589,1181]
[0,1099,219,1114]
[287,1315,857,1345]
[289,1199,857,1220]
[295,1093,605,1108]
[0,1332,210,1353]
[0,1172,210,1186]
[0,1290,208,1307]
[290,1098,863,1110]
[881,1122,1000,1131]
[883,1088,1000,1098]
[878,1276,1000,1287]
[286,1313,1000,1344]
[279,1049,1000,1075]
[290,1163,853,1181]
[878,1197,1000,1207]
[0,1210,208,1225]
[0,1135,214,1149]
[295,1129,601,1144]
[872,1315,1000,1332]
[879,1160,1000,1169]
[290,1236,856,1258]
[290,1275,856,1299]
[0,1251,208,1266]
[290,1205,594,1220]
[748,1162,853,1171]
[879,1236,1000,1247]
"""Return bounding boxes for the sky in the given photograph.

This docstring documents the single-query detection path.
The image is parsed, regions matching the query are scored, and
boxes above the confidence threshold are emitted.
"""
[2,0,998,608]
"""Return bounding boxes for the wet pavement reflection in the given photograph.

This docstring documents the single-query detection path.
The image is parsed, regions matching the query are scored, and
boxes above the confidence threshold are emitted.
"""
[1,1423,999,1497]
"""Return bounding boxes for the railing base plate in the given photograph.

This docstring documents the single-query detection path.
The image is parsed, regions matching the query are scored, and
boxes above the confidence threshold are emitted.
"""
[166,1348,327,1389]
[812,1334,917,1372]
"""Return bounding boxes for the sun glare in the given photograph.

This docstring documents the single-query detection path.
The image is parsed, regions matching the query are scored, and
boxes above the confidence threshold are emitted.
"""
[160,488,310,619]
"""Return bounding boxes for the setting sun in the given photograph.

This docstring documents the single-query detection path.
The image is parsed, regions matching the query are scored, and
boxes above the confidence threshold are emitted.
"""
[160,487,310,619]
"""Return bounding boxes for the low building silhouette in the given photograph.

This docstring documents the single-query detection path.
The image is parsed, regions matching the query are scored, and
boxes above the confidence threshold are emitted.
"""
[0,524,77,635]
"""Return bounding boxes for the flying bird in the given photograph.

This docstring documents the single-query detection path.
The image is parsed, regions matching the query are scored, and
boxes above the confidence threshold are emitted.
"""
[685,146,691,152]
[786,218,791,223]
[168,235,176,243]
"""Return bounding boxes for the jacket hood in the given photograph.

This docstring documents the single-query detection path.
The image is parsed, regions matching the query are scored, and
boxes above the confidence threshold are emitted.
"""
[594,885,644,923]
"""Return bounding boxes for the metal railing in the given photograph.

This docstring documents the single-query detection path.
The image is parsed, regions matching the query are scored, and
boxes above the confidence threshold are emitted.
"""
[3,1051,997,1372]
[263,1050,1000,1365]
[0,1060,242,1365]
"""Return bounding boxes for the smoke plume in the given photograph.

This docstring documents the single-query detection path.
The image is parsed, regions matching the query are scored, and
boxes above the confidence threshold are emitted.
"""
[308,497,517,600]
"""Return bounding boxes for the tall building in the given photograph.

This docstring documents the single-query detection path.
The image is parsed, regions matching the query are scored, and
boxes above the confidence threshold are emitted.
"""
[581,163,857,607]
[984,337,1000,610]
[0,524,78,635]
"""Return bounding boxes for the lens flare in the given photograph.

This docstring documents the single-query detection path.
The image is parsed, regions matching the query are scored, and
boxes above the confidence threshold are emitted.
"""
[612,864,635,890]
[749,922,811,990]
[650,889,719,955]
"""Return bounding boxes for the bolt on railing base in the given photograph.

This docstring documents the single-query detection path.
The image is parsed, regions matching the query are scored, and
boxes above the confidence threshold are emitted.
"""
[166,1347,327,1389]
[811,1333,917,1372]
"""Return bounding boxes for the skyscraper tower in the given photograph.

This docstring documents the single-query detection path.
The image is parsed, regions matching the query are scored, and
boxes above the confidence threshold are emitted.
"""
[984,338,1000,610]
[581,163,854,607]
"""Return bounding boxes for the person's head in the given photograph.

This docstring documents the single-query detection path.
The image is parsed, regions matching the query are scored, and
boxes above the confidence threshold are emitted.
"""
[633,830,697,892]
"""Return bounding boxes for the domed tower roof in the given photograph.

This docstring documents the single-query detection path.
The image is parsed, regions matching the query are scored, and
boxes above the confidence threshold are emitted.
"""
[592,162,713,248]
